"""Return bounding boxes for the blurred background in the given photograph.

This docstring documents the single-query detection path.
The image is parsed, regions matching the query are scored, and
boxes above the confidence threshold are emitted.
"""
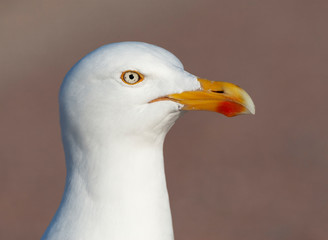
[1,0,328,239]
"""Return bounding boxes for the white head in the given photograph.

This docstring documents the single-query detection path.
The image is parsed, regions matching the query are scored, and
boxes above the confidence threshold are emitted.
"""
[59,41,254,172]
[60,42,199,150]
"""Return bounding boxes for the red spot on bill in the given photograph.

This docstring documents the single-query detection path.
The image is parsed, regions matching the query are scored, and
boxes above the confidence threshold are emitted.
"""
[217,101,245,117]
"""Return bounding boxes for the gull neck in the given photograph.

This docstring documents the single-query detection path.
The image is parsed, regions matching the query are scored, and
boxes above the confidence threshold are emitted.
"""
[42,134,175,240]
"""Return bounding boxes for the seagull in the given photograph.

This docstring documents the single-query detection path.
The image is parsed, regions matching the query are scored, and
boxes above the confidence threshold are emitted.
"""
[42,42,255,240]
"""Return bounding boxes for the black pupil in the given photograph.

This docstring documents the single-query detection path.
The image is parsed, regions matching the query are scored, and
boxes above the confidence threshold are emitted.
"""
[129,74,135,80]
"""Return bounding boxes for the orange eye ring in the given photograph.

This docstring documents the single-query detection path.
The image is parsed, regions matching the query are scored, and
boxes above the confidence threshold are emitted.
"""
[121,70,144,85]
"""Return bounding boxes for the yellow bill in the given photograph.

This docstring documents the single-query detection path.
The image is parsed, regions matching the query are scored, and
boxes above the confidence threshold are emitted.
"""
[151,78,255,117]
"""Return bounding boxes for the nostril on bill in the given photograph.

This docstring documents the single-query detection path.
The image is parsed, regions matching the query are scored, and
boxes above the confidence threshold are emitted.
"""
[211,90,225,94]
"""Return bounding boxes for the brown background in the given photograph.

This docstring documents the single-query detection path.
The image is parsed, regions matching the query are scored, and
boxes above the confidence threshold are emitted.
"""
[1,0,328,239]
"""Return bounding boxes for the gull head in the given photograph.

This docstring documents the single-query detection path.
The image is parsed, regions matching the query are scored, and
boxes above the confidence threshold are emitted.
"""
[59,42,255,148]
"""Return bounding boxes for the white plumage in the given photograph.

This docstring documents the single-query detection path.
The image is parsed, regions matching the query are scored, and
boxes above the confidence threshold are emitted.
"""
[42,42,254,240]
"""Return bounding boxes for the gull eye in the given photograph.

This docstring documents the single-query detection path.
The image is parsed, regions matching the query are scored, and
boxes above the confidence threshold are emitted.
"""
[121,71,144,85]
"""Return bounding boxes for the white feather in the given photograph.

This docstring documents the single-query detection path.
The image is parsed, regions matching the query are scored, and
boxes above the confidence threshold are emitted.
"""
[42,42,200,240]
